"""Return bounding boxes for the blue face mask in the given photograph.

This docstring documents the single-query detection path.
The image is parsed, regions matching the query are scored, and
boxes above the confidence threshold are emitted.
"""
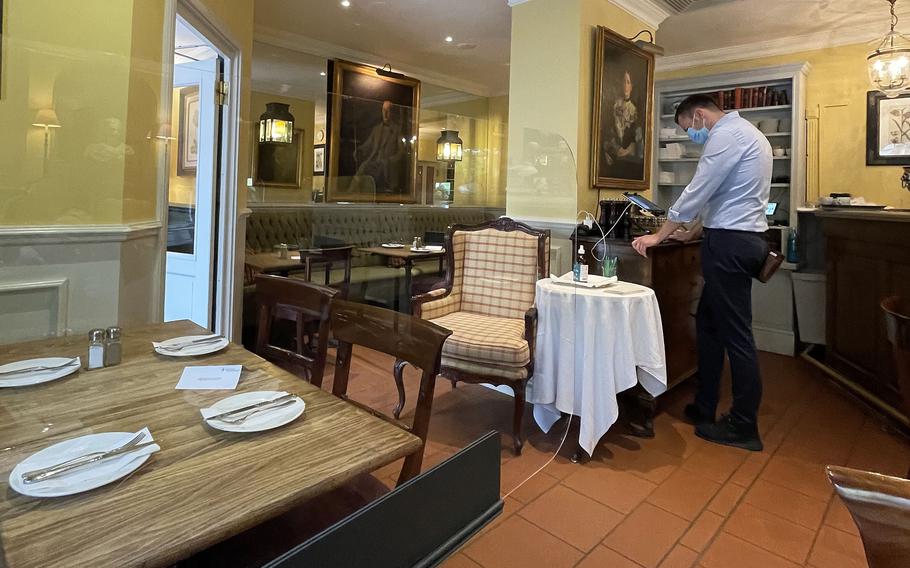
[687,113,709,145]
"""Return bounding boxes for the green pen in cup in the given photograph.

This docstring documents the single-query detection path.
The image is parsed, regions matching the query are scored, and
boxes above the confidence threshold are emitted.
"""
[603,256,618,278]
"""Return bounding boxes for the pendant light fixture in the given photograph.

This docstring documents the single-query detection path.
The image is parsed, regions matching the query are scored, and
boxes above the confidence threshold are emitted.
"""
[869,0,910,97]
[258,102,295,143]
[436,130,464,162]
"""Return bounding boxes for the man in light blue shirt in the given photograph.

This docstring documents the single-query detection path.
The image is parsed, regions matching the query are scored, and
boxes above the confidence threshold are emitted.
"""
[632,94,771,452]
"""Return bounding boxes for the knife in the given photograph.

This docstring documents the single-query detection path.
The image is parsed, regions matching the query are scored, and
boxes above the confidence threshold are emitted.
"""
[204,393,297,422]
[21,441,158,484]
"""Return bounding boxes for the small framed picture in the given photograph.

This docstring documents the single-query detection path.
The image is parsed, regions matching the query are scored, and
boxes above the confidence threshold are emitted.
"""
[867,90,910,165]
[314,144,325,176]
[177,86,200,175]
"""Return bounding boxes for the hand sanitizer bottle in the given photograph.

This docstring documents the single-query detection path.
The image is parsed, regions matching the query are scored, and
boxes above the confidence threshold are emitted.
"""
[574,245,589,283]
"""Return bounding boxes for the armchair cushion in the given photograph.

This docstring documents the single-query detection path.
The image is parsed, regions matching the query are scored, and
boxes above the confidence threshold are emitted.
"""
[440,357,529,381]
[430,312,530,367]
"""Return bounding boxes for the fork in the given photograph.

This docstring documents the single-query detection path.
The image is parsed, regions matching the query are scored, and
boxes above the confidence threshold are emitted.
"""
[157,336,223,352]
[20,431,146,481]
[213,398,297,424]
[0,357,78,376]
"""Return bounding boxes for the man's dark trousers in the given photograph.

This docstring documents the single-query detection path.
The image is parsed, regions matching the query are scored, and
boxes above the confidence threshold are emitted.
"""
[693,228,768,426]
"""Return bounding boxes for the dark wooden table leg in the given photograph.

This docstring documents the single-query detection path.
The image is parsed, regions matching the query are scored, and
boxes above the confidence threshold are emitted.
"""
[627,386,657,438]
[571,443,590,464]
[403,258,414,314]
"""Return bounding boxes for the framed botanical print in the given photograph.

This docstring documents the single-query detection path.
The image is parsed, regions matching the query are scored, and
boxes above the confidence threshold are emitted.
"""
[314,144,325,176]
[177,86,200,175]
[590,26,654,190]
[326,59,420,203]
[252,127,305,188]
[867,90,910,165]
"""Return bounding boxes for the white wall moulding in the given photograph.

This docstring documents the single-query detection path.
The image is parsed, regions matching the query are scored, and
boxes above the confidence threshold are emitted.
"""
[253,25,493,98]
[0,279,70,344]
[609,0,673,29]
[0,221,162,246]
[657,22,896,72]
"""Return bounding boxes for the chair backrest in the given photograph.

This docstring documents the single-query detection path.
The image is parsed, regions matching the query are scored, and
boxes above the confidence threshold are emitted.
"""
[446,217,550,320]
[255,274,337,388]
[263,432,503,568]
[299,245,354,297]
[827,465,910,568]
[330,300,451,482]
[882,296,910,417]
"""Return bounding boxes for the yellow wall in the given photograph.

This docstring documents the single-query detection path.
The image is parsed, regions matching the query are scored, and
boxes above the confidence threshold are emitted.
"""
[249,91,316,202]
[658,43,910,209]
[507,0,653,220]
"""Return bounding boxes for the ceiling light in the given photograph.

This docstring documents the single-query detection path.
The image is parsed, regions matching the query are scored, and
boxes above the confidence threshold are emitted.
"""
[436,130,464,162]
[340,0,351,6]
[869,0,910,97]
[445,36,454,43]
[320,71,326,76]
[259,102,295,144]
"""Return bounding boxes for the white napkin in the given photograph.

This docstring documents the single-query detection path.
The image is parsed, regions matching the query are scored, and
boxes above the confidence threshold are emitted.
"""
[152,334,220,350]
[13,428,159,496]
[550,272,616,288]
[200,391,291,421]
[424,245,444,252]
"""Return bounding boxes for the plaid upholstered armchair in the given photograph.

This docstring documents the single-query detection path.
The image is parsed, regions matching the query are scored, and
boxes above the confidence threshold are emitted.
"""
[395,217,550,455]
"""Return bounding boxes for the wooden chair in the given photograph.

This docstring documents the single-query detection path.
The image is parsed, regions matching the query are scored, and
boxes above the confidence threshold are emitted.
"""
[298,245,354,299]
[330,300,451,485]
[254,275,337,388]
[402,217,550,455]
[827,465,910,568]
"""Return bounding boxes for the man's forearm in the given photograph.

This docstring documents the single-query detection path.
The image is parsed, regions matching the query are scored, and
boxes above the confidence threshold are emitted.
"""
[654,220,683,242]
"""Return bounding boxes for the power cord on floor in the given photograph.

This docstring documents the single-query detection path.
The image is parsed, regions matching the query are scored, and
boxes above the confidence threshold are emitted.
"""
[501,414,574,500]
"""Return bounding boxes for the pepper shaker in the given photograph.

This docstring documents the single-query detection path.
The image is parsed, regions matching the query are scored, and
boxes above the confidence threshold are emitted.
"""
[104,326,122,367]
[87,329,105,370]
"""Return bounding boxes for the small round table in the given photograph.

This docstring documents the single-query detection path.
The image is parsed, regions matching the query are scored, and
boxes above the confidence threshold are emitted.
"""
[529,278,669,460]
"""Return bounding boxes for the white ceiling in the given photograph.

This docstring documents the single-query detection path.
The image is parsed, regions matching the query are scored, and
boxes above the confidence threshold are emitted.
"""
[254,0,512,97]
[174,19,217,64]
[657,0,909,56]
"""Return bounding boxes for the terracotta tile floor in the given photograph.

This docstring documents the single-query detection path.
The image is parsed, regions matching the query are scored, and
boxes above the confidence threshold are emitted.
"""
[322,348,910,568]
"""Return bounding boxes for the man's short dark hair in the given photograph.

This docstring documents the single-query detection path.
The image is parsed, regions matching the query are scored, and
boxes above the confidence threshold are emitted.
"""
[674,94,721,125]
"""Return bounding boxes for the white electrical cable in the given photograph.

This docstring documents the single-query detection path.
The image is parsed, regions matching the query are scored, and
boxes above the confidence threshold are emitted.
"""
[575,202,635,262]
[501,414,574,500]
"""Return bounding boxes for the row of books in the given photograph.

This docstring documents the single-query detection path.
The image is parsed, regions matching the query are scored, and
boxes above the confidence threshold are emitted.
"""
[711,86,790,110]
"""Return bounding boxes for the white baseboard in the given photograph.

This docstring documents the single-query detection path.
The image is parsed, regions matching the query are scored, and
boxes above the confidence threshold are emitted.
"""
[754,325,795,356]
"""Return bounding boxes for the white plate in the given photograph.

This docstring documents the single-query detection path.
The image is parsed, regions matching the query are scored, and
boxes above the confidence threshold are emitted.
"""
[203,391,305,433]
[153,335,229,357]
[8,430,159,498]
[381,243,405,248]
[410,247,433,253]
[0,357,81,388]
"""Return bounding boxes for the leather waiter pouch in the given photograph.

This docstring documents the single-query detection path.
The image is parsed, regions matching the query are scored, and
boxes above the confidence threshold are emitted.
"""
[757,249,784,283]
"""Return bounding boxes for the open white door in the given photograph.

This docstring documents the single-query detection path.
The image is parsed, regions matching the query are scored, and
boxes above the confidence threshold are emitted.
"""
[164,58,220,327]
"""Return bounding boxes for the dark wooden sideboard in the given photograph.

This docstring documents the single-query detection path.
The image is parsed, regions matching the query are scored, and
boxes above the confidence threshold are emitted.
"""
[576,236,702,391]
[819,210,910,420]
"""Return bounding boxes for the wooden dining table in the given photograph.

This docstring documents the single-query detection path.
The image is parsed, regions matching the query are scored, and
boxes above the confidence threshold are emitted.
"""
[0,320,421,568]
[359,246,446,313]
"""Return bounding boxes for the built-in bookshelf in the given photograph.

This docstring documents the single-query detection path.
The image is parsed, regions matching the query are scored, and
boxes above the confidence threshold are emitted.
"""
[652,64,810,234]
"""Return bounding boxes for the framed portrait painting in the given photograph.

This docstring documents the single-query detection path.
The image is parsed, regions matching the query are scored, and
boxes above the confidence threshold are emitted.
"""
[866,90,910,165]
[590,26,654,190]
[326,60,420,203]
[314,144,325,176]
[252,127,304,188]
[177,86,200,176]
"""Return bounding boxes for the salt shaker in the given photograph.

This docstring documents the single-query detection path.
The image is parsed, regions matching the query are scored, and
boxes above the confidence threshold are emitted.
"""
[104,326,122,367]
[87,329,105,370]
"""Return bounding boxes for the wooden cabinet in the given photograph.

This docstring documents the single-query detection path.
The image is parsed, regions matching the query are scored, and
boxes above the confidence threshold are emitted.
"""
[576,236,701,388]
[821,211,910,415]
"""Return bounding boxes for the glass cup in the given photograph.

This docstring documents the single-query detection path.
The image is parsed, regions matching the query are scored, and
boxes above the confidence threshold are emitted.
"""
[603,256,618,278]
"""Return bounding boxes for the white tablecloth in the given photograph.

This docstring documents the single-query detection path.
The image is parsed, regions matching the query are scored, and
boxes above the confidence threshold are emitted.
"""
[529,279,668,455]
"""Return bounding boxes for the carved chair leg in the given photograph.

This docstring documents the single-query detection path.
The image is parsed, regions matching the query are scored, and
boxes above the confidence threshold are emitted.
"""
[512,381,526,455]
[392,358,408,420]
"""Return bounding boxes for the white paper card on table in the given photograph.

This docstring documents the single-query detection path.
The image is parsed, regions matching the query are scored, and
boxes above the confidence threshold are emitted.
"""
[550,272,617,288]
[176,365,242,390]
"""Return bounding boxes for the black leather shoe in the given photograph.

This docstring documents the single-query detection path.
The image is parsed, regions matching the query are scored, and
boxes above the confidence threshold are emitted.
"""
[684,403,714,425]
[695,414,763,452]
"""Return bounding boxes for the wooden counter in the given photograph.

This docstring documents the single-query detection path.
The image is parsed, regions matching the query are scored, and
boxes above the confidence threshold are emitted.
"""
[818,209,910,418]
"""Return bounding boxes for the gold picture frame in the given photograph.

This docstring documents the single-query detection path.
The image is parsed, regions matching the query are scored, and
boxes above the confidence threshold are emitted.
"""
[251,127,305,188]
[326,59,420,203]
[590,26,654,191]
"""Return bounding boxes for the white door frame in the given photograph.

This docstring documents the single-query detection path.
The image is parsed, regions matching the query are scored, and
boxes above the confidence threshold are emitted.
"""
[157,0,243,340]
